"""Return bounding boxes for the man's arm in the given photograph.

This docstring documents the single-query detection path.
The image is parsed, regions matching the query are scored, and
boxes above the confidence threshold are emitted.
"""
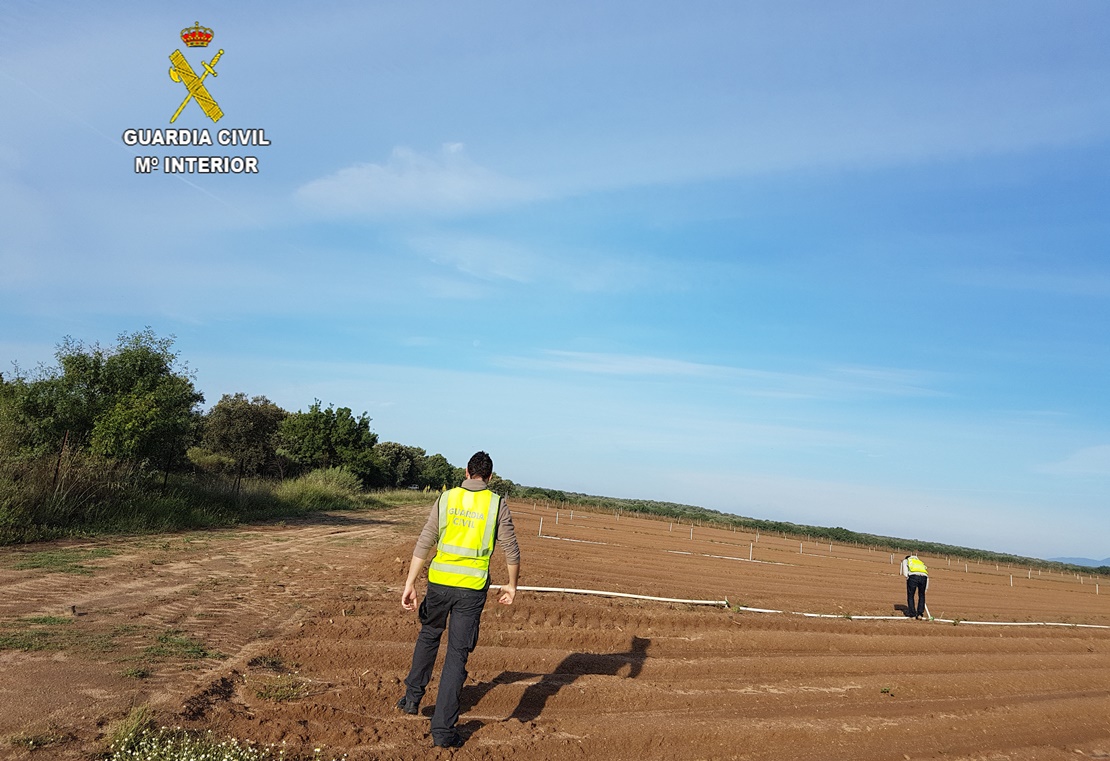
[498,562,519,605]
[401,499,441,611]
[401,554,428,611]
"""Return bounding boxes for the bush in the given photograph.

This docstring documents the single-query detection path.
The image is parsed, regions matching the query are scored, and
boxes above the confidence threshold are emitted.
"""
[273,467,362,511]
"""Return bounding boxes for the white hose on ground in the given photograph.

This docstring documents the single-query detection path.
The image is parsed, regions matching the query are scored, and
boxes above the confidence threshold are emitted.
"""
[490,586,1110,628]
[489,584,728,606]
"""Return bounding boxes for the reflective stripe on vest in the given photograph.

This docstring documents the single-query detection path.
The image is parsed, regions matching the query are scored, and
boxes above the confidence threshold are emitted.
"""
[907,556,928,575]
[427,488,501,590]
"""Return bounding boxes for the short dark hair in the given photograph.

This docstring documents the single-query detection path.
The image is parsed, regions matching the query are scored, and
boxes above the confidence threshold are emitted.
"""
[467,451,493,480]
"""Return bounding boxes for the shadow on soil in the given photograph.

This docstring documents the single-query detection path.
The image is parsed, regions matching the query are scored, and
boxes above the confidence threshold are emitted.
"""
[459,635,651,729]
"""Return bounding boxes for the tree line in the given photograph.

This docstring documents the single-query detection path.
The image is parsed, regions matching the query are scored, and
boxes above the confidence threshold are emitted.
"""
[0,330,512,542]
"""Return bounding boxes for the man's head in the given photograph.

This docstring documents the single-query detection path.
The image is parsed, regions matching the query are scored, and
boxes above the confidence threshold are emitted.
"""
[466,451,494,481]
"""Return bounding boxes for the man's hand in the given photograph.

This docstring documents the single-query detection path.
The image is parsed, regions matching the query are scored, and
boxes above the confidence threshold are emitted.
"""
[401,554,427,611]
[499,563,520,605]
[401,582,419,611]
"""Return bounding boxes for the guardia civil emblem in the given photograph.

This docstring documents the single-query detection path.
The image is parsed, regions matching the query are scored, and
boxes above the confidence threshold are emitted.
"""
[168,22,224,123]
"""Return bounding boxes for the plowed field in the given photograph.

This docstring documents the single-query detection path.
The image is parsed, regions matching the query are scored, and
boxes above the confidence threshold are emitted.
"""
[2,501,1109,760]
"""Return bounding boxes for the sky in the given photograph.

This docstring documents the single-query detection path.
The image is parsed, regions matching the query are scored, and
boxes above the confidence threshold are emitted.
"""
[2,2,1109,561]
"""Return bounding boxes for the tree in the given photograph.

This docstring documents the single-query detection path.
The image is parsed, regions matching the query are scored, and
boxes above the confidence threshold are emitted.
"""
[200,393,288,490]
[373,442,426,488]
[487,473,516,497]
[276,401,382,486]
[418,453,460,490]
[0,329,203,473]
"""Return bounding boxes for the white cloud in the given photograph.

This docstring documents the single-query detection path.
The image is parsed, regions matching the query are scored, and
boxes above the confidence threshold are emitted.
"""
[295,144,539,217]
[404,232,692,294]
[407,234,541,284]
[499,350,943,400]
[1039,445,1110,476]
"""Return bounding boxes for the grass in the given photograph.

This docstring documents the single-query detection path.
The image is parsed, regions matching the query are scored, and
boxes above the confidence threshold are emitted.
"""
[252,674,309,702]
[9,725,76,751]
[247,654,285,671]
[10,547,113,574]
[105,707,346,760]
[246,654,309,702]
[1,459,416,547]
[0,615,73,651]
[23,614,72,625]
[145,629,225,661]
[0,615,137,655]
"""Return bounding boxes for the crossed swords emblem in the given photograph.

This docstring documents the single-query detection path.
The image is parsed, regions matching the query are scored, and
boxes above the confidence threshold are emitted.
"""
[168,48,224,123]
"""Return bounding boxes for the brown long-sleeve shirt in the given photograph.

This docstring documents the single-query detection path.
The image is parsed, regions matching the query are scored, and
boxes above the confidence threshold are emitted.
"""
[413,478,521,565]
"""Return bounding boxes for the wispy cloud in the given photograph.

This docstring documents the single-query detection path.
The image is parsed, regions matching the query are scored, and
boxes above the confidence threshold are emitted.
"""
[407,234,541,284]
[295,143,540,217]
[405,233,696,293]
[498,350,944,400]
[1039,445,1110,476]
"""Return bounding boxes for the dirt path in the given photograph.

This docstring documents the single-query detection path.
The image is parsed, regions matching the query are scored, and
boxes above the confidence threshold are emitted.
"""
[2,502,1109,760]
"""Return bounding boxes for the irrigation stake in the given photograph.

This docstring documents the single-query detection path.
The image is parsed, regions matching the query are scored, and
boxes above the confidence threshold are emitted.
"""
[538,517,543,537]
[749,543,753,561]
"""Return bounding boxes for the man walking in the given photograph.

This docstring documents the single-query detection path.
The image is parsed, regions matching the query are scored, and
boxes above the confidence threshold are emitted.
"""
[900,553,929,619]
[397,451,520,748]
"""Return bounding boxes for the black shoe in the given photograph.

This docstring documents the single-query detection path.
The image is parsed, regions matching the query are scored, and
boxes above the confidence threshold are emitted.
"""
[433,733,464,748]
[396,696,419,715]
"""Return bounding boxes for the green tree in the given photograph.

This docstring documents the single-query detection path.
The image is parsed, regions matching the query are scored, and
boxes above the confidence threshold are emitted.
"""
[373,442,426,488]
[418,453,459,490]
[276,401,382,486]
[487,473,516,497]
[0,329,203,473]
[199,393,288,490]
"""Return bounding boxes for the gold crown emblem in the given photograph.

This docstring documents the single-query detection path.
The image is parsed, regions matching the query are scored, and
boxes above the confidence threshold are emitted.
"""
[181,21,214,47]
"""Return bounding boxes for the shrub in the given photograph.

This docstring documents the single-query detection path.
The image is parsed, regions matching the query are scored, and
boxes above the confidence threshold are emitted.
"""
[273,467,361,511]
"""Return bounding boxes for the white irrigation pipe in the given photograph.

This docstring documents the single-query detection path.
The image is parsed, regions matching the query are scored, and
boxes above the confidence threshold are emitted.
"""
[539,535,609,545]
[490,585,729,607]
[490,585,1110,628]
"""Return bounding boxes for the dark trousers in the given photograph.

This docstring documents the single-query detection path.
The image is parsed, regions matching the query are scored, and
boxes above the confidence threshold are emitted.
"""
[906,574,928,617]
[403,582,487,741]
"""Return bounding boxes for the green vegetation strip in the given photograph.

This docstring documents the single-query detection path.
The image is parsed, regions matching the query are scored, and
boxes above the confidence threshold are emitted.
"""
[144,629,226,661]
[0,615,73,651]
[106,708,346,760]
[10,548,114,574]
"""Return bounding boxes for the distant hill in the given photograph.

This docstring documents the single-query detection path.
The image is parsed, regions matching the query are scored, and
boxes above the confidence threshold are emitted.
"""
[1049,557,1110,568]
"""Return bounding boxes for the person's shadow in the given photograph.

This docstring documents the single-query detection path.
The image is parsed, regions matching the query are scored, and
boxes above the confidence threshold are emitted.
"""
[459,636,650,723]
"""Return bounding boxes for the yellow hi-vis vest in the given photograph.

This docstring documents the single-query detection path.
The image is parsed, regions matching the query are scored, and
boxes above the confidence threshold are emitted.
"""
[427,488,502,590]
[907,556,928,575]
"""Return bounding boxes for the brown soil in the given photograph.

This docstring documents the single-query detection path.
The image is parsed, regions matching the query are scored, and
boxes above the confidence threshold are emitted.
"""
[1,502,1109,760]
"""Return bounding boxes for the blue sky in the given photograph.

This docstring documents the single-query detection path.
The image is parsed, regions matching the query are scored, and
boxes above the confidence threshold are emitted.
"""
[3,2,1109,560]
